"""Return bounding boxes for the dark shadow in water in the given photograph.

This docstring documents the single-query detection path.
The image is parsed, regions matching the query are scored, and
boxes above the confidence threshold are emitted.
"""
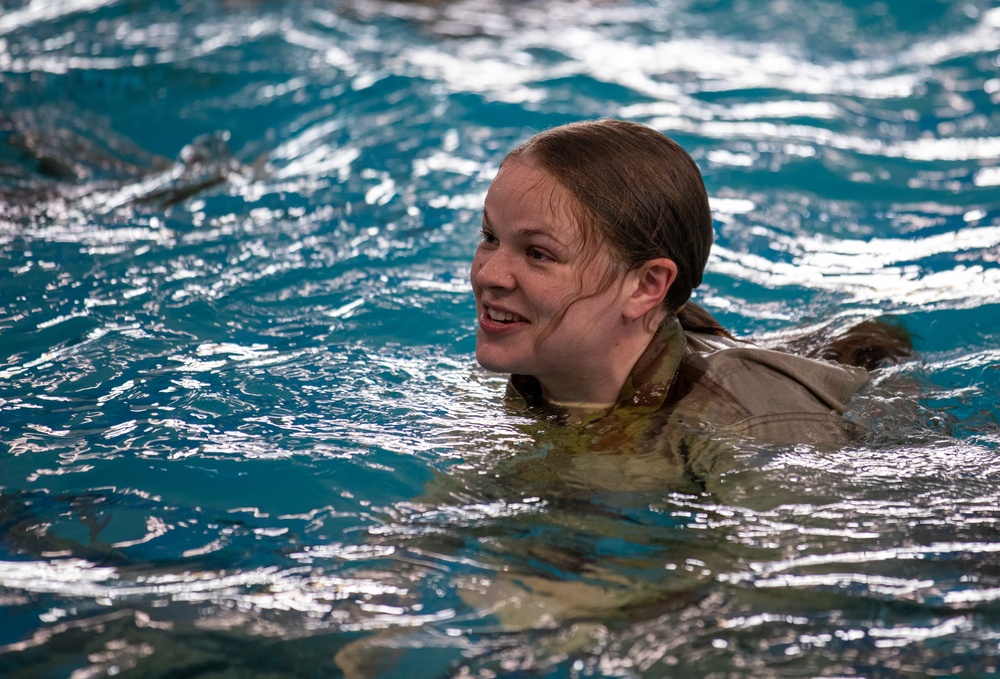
[0,491,130,567]
[0,608,372,679]
[0,106,267,222]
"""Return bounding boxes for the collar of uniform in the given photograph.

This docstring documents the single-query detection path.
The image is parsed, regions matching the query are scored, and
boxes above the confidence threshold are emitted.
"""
[613,315,686,413]
[505,316,687,416]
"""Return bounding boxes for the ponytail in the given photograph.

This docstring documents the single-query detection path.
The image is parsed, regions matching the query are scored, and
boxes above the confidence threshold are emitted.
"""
[676,301,734,339]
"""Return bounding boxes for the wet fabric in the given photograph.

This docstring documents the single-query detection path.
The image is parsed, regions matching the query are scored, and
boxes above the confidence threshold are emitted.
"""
[507,314,870,454]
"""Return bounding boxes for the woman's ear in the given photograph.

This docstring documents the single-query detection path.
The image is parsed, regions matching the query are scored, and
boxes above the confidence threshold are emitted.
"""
[623,258,677,321]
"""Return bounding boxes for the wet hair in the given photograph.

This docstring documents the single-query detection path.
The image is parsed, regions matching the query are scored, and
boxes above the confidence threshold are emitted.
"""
[766,317,914,371]
[497,119,913,368]
[502,119,714,320]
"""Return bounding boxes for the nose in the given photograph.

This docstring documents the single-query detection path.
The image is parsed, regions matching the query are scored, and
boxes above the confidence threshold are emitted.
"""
[473,245,516,292]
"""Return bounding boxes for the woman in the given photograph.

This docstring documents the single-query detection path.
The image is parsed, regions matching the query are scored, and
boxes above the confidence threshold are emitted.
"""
[472,118,908,452]
[340,132,914,674]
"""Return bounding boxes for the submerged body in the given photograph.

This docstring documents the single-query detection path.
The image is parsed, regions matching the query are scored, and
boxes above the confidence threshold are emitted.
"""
[508,310,870,446]
[505,309,871,488]
[473,119,882,453]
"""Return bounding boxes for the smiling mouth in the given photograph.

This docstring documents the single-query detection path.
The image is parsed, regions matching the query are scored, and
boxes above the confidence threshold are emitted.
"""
[487,307,526,323]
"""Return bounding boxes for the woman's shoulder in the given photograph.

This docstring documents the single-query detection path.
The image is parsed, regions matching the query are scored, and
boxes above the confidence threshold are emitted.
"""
[682,337,867,419]
[672,314,913,445]
[678,302,913,373]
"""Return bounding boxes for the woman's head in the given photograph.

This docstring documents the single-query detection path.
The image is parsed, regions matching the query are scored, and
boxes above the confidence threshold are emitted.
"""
[501,118,713,313]
[471,119,715,403]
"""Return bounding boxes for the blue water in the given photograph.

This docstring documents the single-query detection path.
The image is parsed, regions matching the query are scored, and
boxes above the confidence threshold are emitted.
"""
[1,0,999,676]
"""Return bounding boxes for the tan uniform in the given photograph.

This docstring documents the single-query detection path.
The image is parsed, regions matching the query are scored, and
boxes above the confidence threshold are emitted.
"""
[506,315,870,476]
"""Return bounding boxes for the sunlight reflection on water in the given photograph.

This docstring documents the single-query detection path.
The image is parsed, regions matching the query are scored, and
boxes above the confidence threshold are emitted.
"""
[1,0,999,676]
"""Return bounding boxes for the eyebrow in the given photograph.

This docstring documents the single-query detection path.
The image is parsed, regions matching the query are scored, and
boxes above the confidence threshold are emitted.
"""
[482,208,567,245]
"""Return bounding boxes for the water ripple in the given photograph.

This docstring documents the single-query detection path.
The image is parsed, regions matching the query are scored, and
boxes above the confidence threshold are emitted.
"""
[1,0,998,676]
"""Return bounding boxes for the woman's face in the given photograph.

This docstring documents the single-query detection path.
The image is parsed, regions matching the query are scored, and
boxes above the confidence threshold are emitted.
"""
[471,158,633,395]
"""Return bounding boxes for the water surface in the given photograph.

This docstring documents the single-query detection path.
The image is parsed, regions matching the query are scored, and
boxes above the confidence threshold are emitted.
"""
[1,0,999,676]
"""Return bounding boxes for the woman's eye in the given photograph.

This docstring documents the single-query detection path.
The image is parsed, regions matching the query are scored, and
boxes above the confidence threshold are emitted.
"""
[527,248,551,262]
[479,229,498,245]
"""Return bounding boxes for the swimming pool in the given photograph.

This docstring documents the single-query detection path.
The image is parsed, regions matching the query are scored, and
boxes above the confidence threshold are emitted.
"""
[1,0,999,675]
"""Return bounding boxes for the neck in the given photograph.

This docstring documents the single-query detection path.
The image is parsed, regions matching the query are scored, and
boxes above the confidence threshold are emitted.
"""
[537,322,660,415]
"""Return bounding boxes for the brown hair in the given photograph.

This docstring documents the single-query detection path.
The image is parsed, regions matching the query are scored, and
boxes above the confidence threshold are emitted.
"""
[497,119,913,366]
[502,119,729,336]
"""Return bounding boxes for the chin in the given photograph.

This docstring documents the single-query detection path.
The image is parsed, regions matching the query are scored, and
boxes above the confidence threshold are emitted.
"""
[474,348,506,373]
[475,343,524,375]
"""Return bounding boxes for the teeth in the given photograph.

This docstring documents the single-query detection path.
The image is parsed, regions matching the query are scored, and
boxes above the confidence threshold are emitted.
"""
[488,308,522,323]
